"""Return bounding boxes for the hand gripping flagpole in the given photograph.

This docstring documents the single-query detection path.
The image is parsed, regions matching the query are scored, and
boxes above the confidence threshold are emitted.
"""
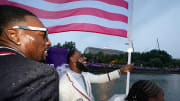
[126,0,134,95]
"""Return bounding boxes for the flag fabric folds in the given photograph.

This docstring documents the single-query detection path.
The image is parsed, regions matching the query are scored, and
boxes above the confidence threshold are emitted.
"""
[0,0,129,37]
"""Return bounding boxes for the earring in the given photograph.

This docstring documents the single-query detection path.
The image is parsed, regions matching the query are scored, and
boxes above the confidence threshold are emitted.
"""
[17,42,21,45]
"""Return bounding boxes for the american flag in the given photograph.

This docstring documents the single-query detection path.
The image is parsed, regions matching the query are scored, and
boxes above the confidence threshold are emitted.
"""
[0,0,129,37]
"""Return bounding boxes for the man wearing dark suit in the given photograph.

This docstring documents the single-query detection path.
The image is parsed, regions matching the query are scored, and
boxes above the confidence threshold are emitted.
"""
[0,5,59,101]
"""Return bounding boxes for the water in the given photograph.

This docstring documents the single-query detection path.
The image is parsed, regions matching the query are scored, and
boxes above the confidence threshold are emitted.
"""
[91,73,180,101]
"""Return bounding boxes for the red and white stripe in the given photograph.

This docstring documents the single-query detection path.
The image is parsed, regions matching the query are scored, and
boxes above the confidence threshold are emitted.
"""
[107,73,111,81]
[0,0,129,37]
[66,73,90,101]
[0,52,16,56]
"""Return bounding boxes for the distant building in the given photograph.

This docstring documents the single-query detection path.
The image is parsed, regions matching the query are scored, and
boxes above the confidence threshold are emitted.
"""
[84,47,125,55]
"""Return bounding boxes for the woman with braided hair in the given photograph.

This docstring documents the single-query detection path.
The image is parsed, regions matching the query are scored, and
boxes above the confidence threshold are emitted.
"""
[125,80,164,101]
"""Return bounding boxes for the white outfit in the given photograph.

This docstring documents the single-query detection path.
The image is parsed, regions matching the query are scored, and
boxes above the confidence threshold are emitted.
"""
[59,67,120,101]
[56,64,69,77]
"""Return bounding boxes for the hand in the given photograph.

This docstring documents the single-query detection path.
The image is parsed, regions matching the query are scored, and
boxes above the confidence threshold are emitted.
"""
[119,63,134,73]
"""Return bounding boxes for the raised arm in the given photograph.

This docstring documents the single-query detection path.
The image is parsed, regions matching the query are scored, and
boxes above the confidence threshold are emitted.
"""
[86,64,134,84]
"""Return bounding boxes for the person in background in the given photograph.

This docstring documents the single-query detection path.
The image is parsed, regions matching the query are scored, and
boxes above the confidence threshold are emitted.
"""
[59,49,134,101]
[125,80,164,101]
[0,5,59,101]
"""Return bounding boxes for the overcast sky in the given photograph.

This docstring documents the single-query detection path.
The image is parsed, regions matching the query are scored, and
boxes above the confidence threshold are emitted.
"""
[49,0,180,59]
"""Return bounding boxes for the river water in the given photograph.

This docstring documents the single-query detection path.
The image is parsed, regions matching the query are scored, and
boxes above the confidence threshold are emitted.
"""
[91,73,180,101]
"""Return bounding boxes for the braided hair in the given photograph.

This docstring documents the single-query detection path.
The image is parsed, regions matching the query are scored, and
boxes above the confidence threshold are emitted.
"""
[125,80,163,101]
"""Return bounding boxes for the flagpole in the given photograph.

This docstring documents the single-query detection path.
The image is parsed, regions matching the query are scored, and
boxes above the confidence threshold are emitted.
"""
[126,0,134,95]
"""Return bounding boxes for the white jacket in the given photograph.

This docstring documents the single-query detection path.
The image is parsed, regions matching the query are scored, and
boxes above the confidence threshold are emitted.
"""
[59,69,120,101]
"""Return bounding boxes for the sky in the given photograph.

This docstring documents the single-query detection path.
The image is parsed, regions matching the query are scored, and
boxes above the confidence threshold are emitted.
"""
[48,0,180,59]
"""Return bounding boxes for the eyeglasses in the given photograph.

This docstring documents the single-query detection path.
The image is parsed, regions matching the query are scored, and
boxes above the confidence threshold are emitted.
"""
[12,26,48,39]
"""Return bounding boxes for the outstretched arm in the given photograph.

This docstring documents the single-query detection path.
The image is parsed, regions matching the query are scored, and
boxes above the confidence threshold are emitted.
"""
[87,64,134,84]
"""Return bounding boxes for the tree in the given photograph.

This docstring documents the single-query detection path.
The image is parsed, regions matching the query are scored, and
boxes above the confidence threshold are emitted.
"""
[84,53,95,63]
[96,52,104,63]
[172,59,180,68]
[147,58,163,67]
[53,43,62,48]
[142,49,172,67]
[53,41,76,51]
[62,41,76,50]
[132,52,142,66]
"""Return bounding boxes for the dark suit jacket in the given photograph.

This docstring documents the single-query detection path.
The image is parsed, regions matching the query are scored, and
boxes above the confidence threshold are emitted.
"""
[0,47,59,101]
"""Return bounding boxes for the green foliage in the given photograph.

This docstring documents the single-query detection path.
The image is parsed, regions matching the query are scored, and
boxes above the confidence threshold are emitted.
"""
[53,41,76,51]
[84,49,179,68]
[146,58,163,67]
[53,43,62,48]
[84,53,95,63]
[141,49,172,67]
[172,59,180,68]
[62,41,76,50]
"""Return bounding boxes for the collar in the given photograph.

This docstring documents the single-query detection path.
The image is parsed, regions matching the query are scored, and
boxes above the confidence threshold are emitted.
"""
[0,46,25,57]
[68,68,83,78]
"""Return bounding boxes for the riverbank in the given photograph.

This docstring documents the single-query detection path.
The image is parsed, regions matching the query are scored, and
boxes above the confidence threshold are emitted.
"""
[132,69,180,74]
[87,66,180,74]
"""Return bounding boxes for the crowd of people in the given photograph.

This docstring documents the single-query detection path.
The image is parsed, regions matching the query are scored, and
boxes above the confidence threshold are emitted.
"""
[0,5,164,101]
